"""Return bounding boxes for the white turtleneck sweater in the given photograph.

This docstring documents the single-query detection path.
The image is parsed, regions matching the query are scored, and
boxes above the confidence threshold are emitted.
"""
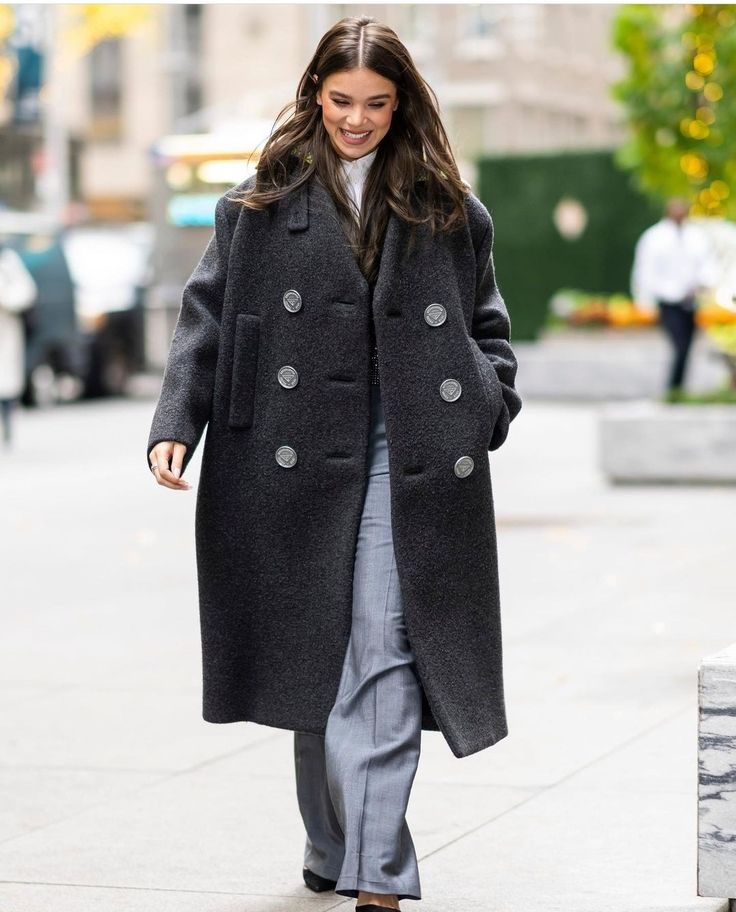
[339,145,379,223]
[338,146,381,385]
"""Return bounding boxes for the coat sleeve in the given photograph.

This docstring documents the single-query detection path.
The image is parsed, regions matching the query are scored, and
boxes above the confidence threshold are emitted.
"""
[145,193,234,476]
[468,204,522,451]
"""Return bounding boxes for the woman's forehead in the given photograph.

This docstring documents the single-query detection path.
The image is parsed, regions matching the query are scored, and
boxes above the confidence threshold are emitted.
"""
[323,68,396,98]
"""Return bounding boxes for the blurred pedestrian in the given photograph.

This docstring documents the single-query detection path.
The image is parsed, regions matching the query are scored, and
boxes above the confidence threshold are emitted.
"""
[146,15,521,911]
[0,241,37,448]
[631,196,717,400]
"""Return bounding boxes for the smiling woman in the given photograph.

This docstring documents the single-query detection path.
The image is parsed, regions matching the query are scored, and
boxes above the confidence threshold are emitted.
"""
[146,14,521,912]
[317,70,398,155]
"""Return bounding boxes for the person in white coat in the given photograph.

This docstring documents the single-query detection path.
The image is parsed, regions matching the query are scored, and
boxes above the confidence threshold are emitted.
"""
[0,242,37,447]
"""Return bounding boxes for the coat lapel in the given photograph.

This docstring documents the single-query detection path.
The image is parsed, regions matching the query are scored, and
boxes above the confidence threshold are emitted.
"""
[287,173,408,318]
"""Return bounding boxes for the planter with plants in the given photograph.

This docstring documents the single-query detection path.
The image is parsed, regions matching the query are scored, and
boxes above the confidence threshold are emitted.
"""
[516,288,732,400]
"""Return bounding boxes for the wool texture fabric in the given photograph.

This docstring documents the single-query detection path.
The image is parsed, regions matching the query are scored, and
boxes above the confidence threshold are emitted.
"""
[146,165,522,758]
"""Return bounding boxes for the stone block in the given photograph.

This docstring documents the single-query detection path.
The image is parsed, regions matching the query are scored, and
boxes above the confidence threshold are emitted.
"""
[599,402,736,483]
[699,645,736,901]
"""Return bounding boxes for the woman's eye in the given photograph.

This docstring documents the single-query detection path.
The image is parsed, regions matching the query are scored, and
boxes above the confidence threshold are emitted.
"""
[332,101,386,109]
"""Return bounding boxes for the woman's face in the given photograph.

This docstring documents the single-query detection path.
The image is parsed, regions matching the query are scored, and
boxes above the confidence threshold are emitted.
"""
[316,67,398,160]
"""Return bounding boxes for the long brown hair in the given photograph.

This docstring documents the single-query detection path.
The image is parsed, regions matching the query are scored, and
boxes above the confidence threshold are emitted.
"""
[232,15,469,286]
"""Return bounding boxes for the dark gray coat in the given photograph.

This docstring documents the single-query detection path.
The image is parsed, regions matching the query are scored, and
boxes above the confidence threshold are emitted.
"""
[146,171,522,758]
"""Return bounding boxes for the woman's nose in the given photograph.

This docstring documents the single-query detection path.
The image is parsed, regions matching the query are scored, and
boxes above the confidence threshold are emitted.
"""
[345,108,367,126]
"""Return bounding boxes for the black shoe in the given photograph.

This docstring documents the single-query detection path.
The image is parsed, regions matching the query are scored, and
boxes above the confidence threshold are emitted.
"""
[355,905,400,911]
[302,865,337,892]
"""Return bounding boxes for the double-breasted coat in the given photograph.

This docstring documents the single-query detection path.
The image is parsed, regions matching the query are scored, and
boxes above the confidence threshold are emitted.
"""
[146,168,522,759]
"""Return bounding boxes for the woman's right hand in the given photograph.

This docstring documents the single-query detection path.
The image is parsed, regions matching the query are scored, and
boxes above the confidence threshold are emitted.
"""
[148,441,191,490]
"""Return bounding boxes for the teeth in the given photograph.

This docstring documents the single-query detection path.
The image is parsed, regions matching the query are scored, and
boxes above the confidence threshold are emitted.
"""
[342,129,369,138]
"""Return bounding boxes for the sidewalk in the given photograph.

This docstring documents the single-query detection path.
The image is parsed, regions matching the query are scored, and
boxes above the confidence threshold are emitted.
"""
[0,393,731,911]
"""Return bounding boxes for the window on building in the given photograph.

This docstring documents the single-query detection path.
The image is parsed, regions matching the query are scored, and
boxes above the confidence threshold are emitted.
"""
[89,38,122,141]
[459,5,504,39]
[403,5,434,46]
[507,6,542,45]
[170,4,203,127]
[455,5,505,60]
[452,105,486,159]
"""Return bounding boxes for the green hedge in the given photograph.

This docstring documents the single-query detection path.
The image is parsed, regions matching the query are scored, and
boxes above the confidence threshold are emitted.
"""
[476,149,662,341]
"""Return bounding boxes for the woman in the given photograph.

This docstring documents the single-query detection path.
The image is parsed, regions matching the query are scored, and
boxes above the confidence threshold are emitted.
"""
[0,241,37,448]
[147,16,521,911]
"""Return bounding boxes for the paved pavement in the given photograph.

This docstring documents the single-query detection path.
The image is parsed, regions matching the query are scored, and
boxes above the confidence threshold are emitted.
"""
[0,385,732,912]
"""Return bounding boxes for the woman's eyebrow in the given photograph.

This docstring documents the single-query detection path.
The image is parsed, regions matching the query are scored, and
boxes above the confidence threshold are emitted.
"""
[329,90,392,100]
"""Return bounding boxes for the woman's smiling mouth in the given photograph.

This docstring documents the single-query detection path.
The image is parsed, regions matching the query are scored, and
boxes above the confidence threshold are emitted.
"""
[340,127,372,144]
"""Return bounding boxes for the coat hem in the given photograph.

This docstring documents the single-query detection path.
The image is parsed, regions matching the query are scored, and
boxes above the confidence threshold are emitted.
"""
[203,706,329,735]
[202,705,506,757]
[449,723,509,758]
[394,610,509,758]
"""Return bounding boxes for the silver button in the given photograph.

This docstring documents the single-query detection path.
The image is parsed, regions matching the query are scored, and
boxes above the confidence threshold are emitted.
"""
[440,378,462,401]
[424,303,447,326]
[283,289,302,312]
[275,445,297,468]
[277,365,299,388]
[454,455,474,478]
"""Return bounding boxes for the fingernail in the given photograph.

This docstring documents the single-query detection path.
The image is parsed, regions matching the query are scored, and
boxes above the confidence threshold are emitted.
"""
[173,467,181,478]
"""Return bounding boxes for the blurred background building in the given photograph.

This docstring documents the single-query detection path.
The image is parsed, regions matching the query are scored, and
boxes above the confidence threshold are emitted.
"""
[0,4,630,379]
[0,4,625,221]
[4,4,733,397]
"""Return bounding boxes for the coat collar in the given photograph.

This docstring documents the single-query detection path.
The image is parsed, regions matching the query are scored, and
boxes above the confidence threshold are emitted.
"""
[287,178,310,232]
[284,171,449,325]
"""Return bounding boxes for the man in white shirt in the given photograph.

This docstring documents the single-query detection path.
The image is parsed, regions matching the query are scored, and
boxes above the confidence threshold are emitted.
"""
[631,196,717,397]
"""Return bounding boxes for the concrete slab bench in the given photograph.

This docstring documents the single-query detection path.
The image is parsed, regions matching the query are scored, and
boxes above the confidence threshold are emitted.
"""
[598,401,736,484]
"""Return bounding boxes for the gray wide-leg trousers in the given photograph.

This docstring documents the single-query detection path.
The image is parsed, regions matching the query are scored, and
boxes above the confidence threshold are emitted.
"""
[293,383,423,901]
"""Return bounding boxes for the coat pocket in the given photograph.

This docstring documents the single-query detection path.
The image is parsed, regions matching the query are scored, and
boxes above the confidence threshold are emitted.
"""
[228,313,260,428]
[466,335,500,442]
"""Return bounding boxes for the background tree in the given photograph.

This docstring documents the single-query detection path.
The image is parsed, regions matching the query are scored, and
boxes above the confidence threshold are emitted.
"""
[612,3,736,217]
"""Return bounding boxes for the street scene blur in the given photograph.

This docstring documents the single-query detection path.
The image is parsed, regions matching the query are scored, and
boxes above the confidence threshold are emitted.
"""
[1,4,735,911]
